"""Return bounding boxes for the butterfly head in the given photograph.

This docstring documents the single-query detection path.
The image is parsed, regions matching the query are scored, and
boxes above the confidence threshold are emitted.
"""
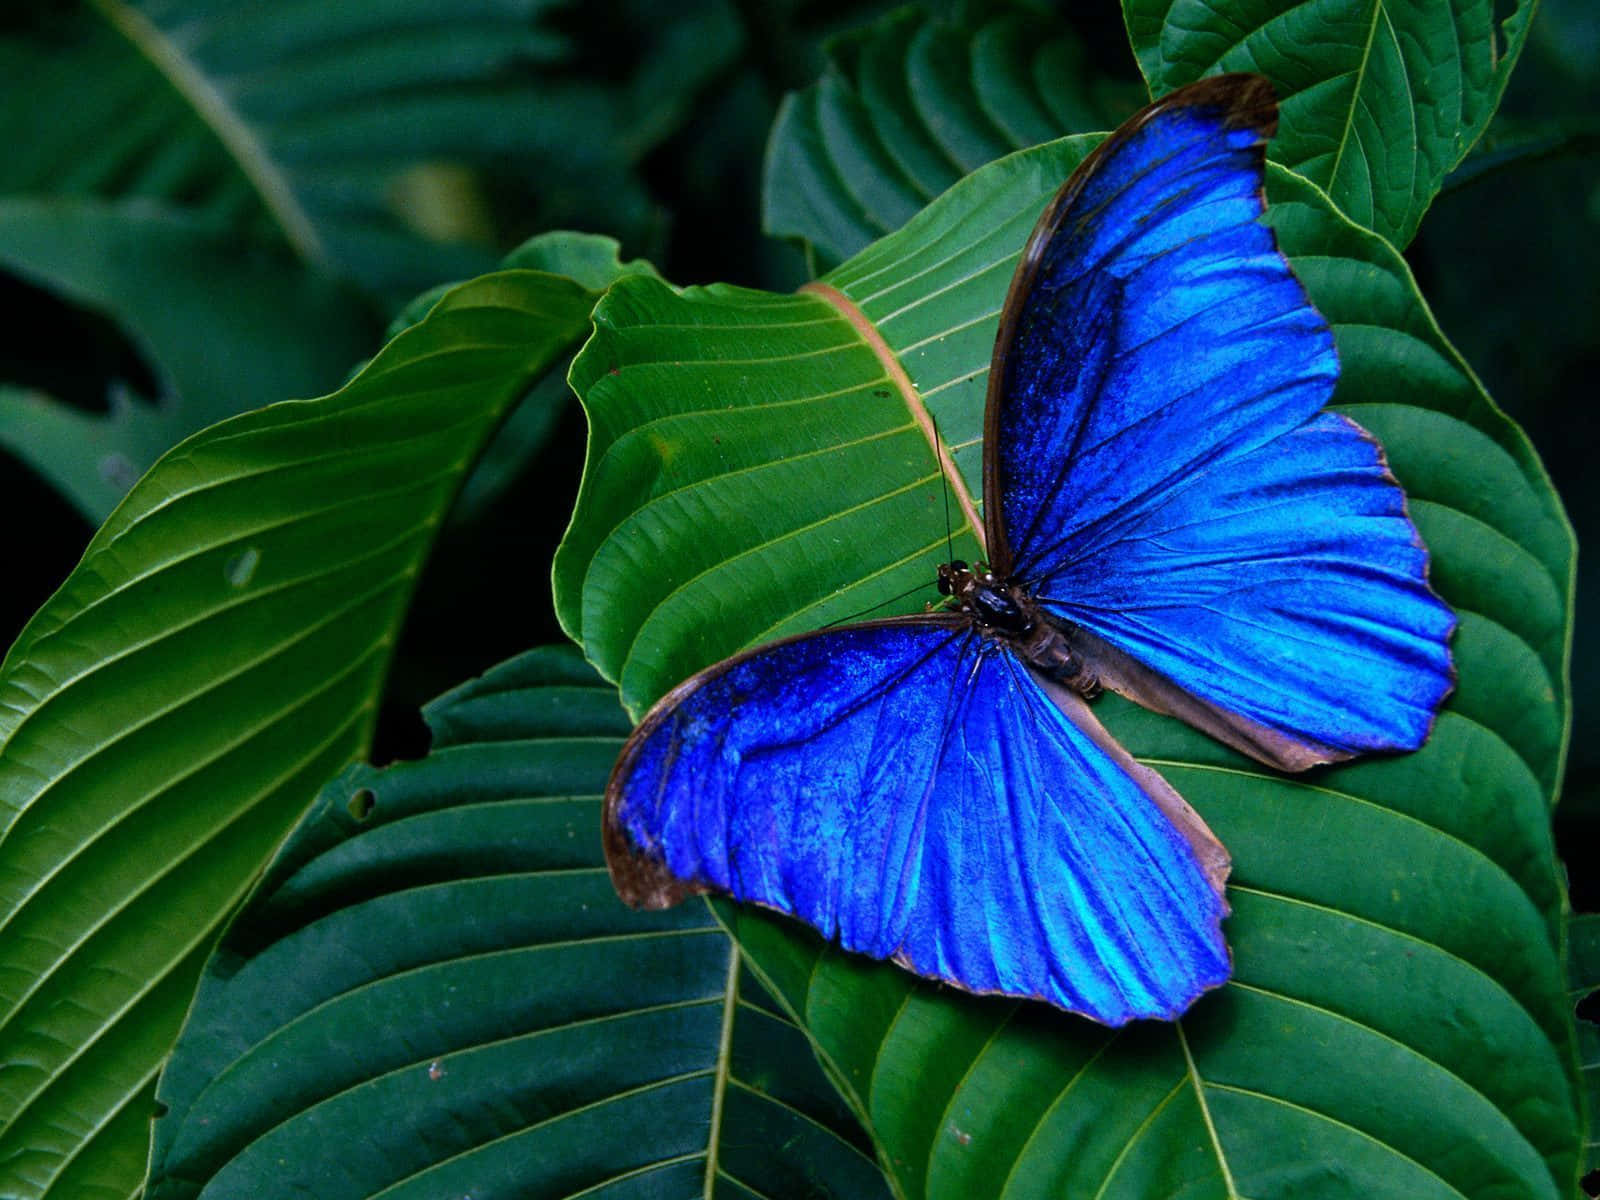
[937,560,1035,636]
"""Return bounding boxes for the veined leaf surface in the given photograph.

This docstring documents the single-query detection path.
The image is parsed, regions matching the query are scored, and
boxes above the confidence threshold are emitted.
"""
[556,132,1583,1196]
[764,2,1134,270]
[0,0,660,298]
[0,269,598,1200]
[1122,0,1537,247]
[145,646,890,1199]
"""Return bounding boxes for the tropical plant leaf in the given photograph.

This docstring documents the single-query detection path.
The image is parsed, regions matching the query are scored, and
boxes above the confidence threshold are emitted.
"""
[555,131,1583,1196]
[763,1,1136,270]
[1122,0,1538,248]
[1571,911,1600,1174]
[146,645,892,1199]
[1441,116,1600,193]
[0,0,681,298]
[0,197,376,522]
[0,268,602,1200]
[380,232,659,523]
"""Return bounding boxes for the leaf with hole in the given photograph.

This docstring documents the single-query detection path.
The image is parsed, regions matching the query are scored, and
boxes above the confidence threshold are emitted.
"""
[0,197,374,522]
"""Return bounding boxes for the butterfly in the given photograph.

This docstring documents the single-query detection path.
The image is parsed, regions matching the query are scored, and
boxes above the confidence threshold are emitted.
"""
[601,75,1456,1025]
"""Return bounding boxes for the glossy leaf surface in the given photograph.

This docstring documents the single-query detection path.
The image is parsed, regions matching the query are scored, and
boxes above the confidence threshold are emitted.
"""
[147,646,890,1199]
[558,130,1582,1194]
[764,2,1132,269]
[1123,0,1536,247]
[0,269,597,1200]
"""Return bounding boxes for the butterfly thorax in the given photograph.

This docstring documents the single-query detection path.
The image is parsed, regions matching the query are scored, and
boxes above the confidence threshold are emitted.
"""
[936,561,1099,696]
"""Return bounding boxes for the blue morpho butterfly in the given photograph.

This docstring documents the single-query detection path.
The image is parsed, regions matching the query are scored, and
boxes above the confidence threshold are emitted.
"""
[602,75,1456,1025]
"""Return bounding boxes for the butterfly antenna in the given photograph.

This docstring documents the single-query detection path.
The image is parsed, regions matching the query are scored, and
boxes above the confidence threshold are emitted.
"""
[819,576,942,630]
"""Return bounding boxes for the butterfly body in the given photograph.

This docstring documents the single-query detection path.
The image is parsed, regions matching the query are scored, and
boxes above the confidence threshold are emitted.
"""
[601,74,1455,1024]
[936,560,1098,695]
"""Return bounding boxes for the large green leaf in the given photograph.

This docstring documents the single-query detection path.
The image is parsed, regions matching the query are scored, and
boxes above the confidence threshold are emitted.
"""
[0,0,681,298]
[555,132,1583,1195]
[147,645,892,1199]
[0,269,599,1200]
[1122,0,1538,248]
[0,197,375,522]
[764,1,1135,270]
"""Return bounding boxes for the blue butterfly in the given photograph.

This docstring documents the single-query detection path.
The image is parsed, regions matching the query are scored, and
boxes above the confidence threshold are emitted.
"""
[602,75,1456,1025]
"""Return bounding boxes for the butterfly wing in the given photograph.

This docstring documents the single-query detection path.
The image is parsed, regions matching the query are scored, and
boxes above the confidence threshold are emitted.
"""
[606,619,1230,1025]
[987,75,1454,768]
[1041,413,1456,766]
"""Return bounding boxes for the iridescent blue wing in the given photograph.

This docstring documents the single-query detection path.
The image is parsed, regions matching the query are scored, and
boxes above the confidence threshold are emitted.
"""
[605,620,1231,1025]
[1041,413,1456,766]
[987,76,1453,768]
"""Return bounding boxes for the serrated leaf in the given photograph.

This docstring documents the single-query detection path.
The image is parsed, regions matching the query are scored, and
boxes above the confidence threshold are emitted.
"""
[555,132,1583,1195]
[146,645,892,1199]
[0,0,668,298]
[0,197,376,522]
[764,2,1136,270]
[1122,0,1537,248]
[0,269,597,1200]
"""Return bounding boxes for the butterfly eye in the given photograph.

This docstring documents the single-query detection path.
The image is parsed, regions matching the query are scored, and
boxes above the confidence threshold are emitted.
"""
[936,561,967,596]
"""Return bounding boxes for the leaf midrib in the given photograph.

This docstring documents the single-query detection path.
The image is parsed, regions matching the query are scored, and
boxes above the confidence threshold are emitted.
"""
[1178,1022,1243,1198]
[87,0,325,264]
[704,949,739,1198]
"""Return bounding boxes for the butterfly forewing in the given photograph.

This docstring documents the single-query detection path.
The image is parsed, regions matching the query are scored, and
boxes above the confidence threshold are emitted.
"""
[986,75,1454,765]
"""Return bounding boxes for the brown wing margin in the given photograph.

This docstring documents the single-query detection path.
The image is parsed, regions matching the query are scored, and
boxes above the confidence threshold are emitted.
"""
[1029,668,1233,899]
[602,613,972,910]
[980,73,1280,574]
[1067,623,1352,773]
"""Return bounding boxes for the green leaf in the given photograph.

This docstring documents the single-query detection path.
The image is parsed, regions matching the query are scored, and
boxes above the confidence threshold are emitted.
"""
[1570,911,1600,1174]
[764,2,1136,270]
[382,232,660,523]
[0,1,670,298]
[1122,0,1538,248]
[555,133,1583,1195]
[0,197,376,522]
[0,269,597,1200]
[146,646,892,1199]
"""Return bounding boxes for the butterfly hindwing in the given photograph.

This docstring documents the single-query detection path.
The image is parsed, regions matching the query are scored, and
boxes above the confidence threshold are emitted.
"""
[989,76,1453,766]
[1040,412,1456,764]
[606,620,1231,1024]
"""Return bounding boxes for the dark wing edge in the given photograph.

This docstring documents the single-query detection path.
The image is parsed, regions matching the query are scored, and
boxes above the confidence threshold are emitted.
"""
[981,73,1279,573]
[1030,667,1234,896]
[602,613,970,910]
[1068,623,1350,773]
[1058,409,1456,773]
